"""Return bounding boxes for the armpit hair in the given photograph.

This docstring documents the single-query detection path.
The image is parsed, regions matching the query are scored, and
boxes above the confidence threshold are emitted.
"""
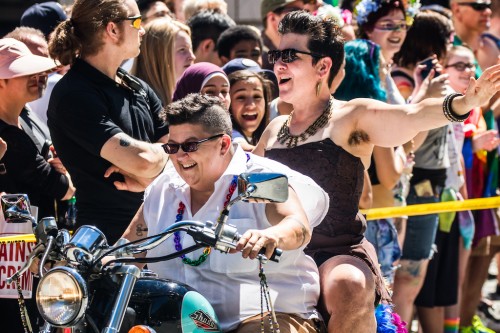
[348,130,370,146]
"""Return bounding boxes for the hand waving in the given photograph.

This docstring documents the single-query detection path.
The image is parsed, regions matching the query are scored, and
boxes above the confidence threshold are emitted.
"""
[463,63,500,110]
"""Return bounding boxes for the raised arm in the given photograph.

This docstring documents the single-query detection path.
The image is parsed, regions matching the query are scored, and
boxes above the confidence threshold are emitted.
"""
[353,63,500,148]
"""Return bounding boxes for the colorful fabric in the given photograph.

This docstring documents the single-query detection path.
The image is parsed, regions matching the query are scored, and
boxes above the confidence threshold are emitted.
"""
[375,304,408,333]
[462,109,500,246]
[445,318,459,333]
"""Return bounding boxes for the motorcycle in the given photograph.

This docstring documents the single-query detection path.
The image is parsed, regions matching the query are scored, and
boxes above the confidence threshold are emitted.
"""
[5,172,287,333]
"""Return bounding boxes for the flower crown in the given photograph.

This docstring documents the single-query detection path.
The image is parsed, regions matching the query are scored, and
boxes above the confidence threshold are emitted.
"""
[355,0,421,26]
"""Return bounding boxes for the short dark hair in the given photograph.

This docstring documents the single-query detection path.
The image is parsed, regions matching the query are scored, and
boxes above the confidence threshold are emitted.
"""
[163,93,232,136]
[217,25,263,59]
[393,10,453,67]
[187,10,235,53]
[278,11,344,86]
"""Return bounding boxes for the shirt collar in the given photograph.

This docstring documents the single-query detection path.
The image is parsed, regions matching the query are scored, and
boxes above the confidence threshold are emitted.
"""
[214,143,248,187]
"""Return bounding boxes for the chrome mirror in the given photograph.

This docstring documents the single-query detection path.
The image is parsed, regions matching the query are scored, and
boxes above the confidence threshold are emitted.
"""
[1,194,35,224]
[237,173,288,203]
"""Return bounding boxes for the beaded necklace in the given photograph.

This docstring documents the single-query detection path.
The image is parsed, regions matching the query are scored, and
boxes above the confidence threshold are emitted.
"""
[276,96,333,148]
[173,175,238,266]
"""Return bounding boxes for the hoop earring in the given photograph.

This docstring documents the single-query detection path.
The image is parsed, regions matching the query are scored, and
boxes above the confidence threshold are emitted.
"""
[316,81,322,97]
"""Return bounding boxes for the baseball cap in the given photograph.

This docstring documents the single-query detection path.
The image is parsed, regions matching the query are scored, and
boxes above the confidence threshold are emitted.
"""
[261,0,300,19]
[20,2,67,39]
[222,58,278,86]
[0,38,58,79]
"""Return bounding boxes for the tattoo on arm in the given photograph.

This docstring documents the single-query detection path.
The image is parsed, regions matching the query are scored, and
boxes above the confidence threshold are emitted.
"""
[135,224,148,237]
[119,136,131,147]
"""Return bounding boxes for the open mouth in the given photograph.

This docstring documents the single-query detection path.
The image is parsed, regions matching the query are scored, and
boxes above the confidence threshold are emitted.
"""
[279,77,291,85]
[181,162,197,170]
[242,113,258,121]
[387,37,401,44]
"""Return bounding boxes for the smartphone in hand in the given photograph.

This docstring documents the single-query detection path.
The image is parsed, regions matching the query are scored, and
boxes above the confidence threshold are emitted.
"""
[419,57,440,79]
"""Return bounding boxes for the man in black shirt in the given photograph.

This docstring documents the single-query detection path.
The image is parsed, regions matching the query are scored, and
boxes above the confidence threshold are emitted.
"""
[47,0,169,244]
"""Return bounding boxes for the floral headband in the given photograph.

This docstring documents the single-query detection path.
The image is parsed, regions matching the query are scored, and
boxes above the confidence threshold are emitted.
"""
[313,4,353,28]
[355,0,421,26]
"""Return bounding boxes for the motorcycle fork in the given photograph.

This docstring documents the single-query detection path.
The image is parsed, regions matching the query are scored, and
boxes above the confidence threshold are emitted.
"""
[102,265,141,333]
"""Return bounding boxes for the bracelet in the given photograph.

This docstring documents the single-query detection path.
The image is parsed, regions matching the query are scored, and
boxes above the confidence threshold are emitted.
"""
[443,93,470,122]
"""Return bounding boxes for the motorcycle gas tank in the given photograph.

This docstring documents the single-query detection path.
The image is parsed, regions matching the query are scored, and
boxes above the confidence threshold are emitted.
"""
[127,277,222,333]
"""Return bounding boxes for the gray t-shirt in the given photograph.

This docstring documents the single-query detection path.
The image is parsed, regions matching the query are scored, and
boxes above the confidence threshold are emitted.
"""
[414,125,450,170]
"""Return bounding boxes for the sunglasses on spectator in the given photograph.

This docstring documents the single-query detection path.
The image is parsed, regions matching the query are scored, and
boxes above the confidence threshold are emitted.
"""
[445,62,476,71]
[162,134,224,154]
[268,48,325,64]
[457,2,491,11]
[374,21,408,31]
[121,14,142,29]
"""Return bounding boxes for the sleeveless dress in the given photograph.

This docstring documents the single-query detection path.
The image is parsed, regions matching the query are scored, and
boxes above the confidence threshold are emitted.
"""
[266,139,391,305]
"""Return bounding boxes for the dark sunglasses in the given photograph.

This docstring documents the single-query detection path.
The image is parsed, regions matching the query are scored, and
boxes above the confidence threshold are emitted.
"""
[374,21,408,31]
[457,2,491,11]
[121,14,142,29]
[445,61,476,71]
[162,134,224,154]
[268,48,325,64]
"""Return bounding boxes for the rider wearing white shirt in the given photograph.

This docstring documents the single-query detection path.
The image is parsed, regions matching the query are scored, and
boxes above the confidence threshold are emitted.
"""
[122,93,329,333]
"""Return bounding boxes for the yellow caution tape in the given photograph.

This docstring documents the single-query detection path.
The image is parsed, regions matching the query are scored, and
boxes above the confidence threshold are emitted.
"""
[1,196,500,243]
[361,196,500,220]
[0,233,36,244]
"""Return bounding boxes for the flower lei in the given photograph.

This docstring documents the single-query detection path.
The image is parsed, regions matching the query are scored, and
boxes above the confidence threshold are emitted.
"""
[173,175,238,266]
[354,0,421,26]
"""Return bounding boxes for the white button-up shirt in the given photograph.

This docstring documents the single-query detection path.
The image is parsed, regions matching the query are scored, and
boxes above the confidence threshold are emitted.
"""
[143,144,328,331]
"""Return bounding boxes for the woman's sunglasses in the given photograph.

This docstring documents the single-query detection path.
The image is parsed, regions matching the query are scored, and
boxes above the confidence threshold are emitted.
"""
[445,62,476,71]
[162,134,224,154]
[374,21,408,31]
[121,14,142,30]
[457,2,491,11]
[268,48,325,64]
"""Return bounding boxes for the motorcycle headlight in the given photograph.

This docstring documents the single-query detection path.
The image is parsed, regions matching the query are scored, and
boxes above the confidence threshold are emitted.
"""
[36,267,87,326]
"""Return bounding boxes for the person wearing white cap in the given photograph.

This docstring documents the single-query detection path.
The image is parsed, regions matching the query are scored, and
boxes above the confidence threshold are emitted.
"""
[0,37,76,333]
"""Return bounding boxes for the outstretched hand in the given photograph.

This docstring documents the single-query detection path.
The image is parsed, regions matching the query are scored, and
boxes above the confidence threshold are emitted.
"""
[463,63,500,110]
[104,165,155,192]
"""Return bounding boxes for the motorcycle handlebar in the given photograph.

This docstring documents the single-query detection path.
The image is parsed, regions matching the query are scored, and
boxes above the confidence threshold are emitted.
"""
[258,247,282,263]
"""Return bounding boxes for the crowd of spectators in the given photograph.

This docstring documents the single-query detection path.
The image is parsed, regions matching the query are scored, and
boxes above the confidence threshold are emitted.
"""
[3,0,500,332]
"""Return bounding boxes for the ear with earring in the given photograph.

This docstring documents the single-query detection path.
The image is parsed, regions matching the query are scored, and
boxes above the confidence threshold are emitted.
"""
[316,80,322,97]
